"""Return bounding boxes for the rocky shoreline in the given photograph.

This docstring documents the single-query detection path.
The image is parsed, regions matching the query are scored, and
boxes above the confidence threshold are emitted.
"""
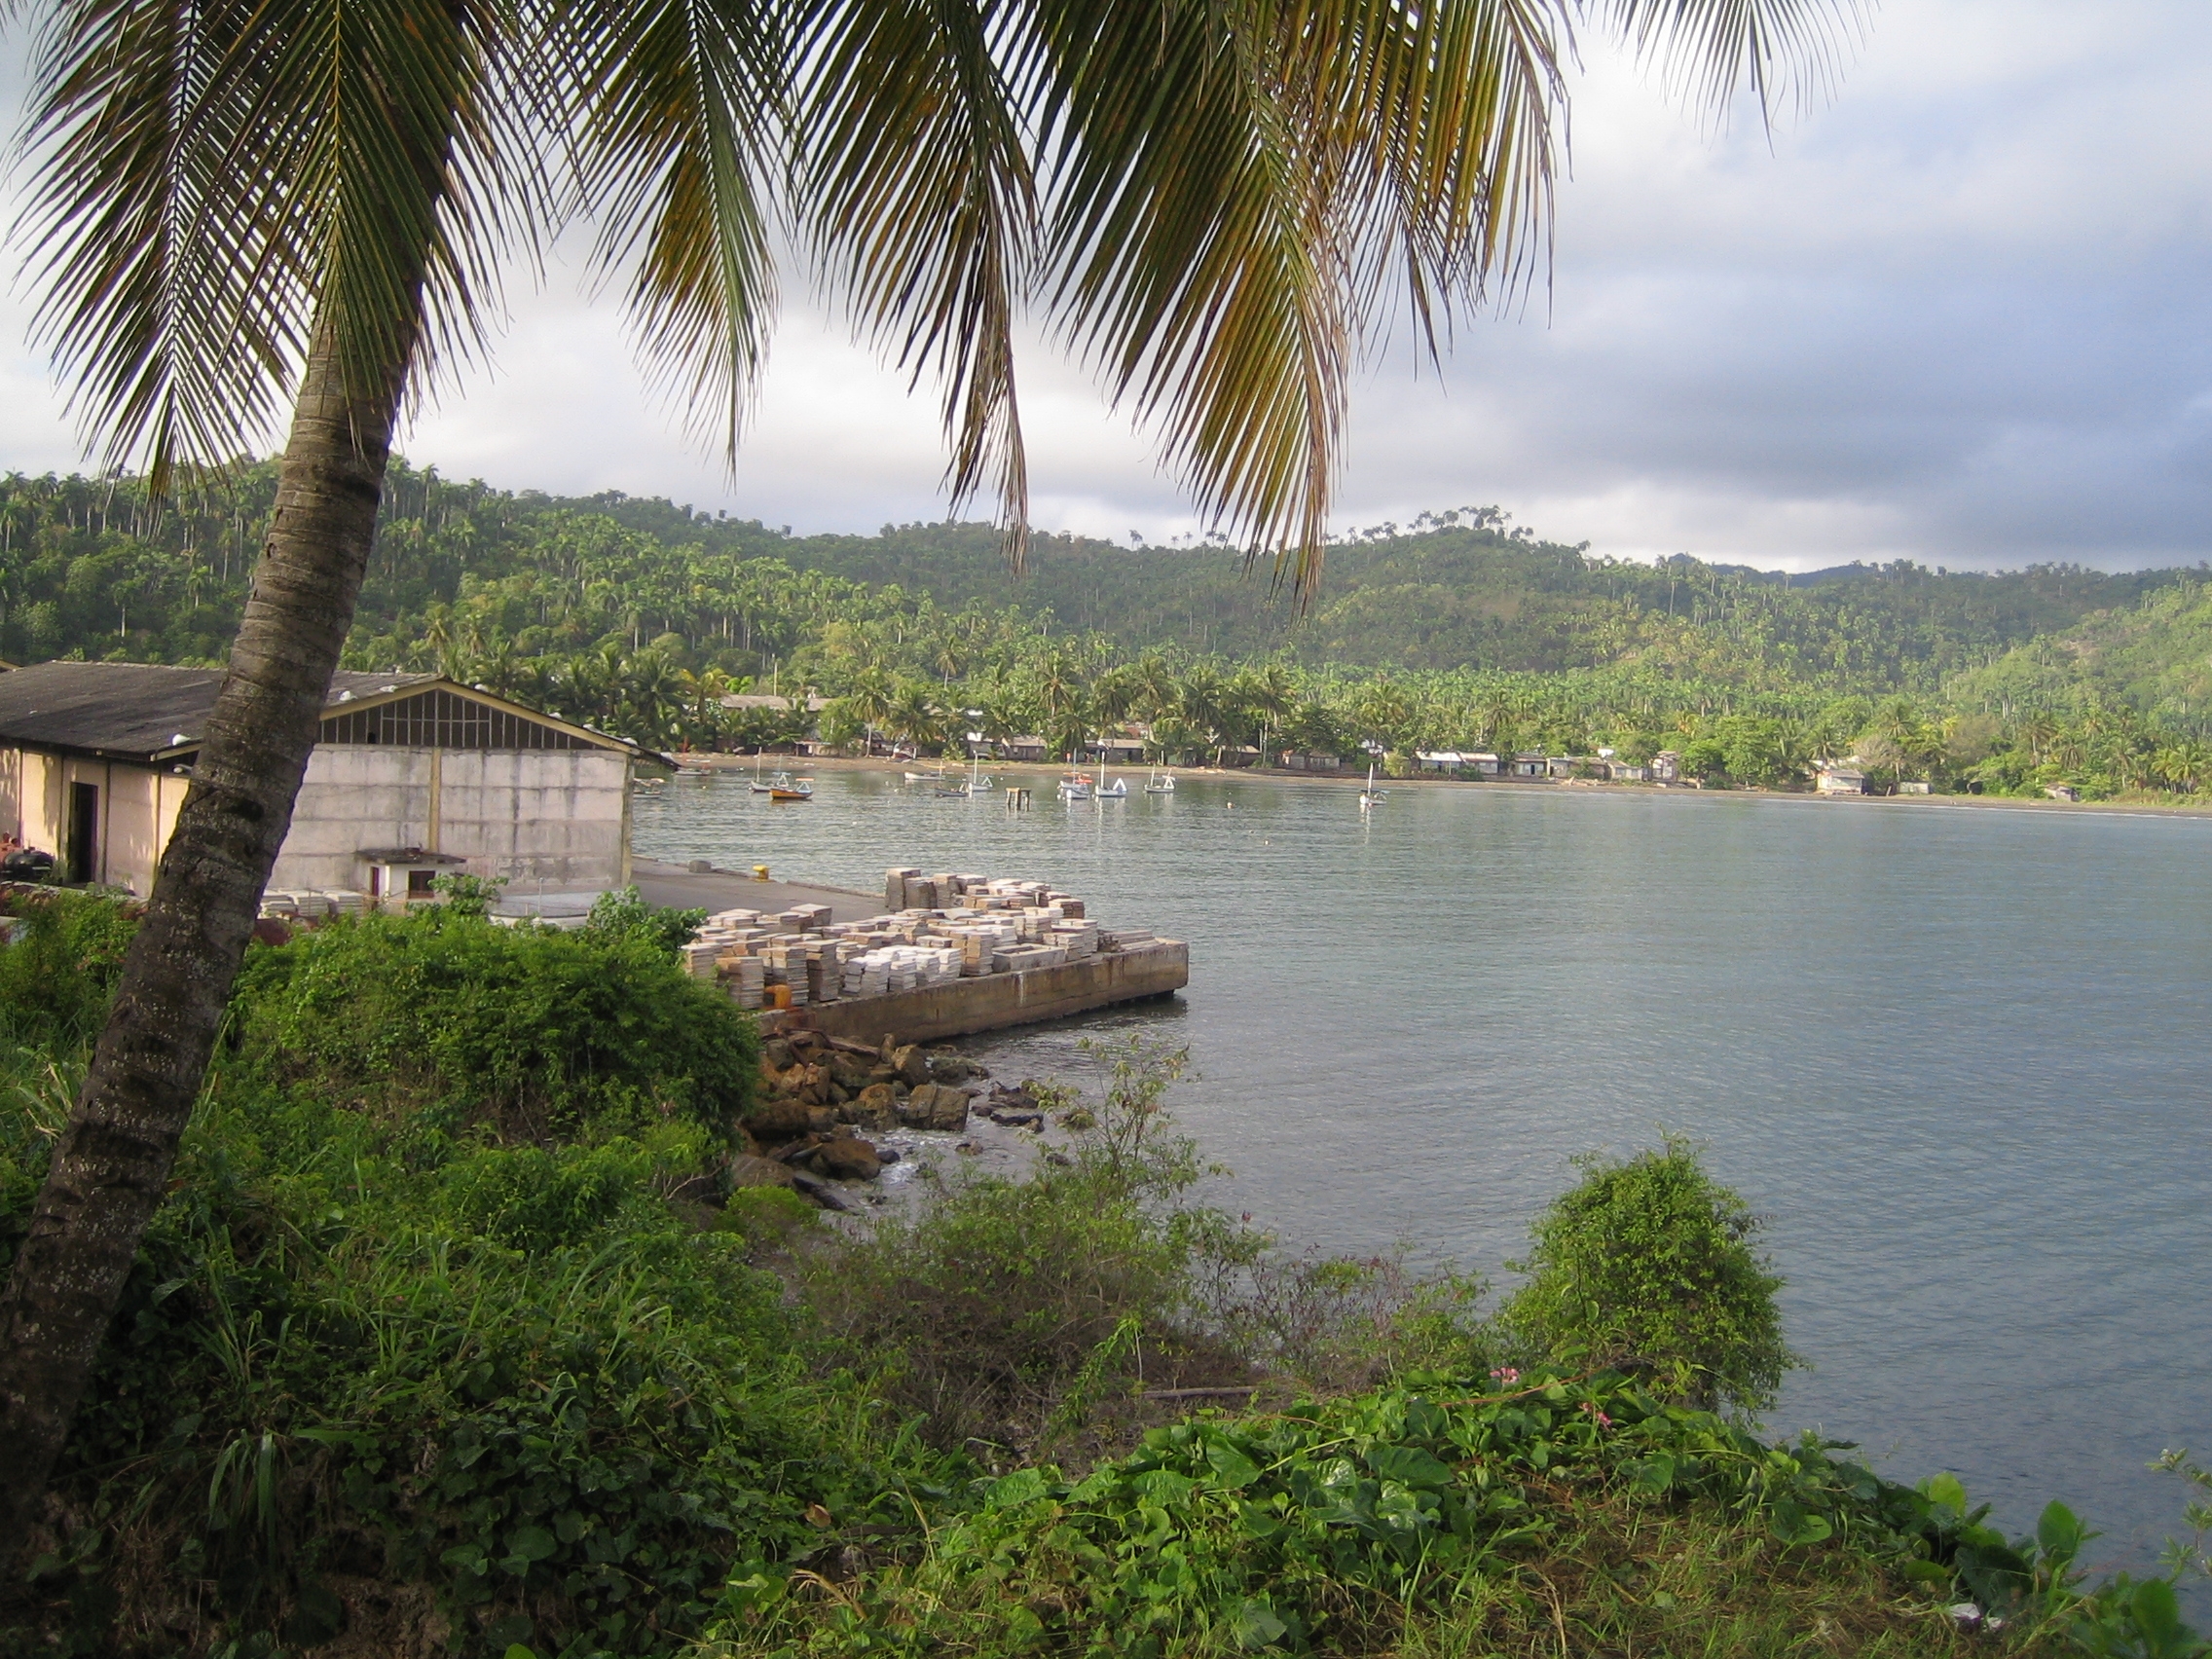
[727,1027,1049,1209]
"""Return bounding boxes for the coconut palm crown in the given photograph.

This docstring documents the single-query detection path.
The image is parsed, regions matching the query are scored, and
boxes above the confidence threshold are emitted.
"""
[0,0,1854,1556]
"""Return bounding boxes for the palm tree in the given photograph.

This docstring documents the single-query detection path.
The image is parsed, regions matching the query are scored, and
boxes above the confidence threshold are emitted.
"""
[0,0,1846,1545]
[845,668,897,755]
[885,679,949,756]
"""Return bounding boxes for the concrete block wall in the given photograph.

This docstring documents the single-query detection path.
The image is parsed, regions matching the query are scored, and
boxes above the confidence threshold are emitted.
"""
[273,747,631,894]
[431,751,631,889]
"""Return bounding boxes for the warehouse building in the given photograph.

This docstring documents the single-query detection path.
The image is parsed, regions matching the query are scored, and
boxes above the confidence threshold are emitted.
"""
[0,662,658,900]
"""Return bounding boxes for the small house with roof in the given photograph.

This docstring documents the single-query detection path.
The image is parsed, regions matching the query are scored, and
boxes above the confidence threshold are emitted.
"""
[0,663,659,900]
[1815,765,1867,795]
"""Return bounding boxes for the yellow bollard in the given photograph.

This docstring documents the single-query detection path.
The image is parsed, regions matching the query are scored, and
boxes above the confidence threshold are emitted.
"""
[754,865,770,881]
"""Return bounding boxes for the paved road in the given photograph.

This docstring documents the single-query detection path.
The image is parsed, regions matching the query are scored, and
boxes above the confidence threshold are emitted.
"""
[629,857,880,925]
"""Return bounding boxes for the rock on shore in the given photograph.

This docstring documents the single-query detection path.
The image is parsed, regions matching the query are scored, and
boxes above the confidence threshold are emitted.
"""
[734,1028,986,1204]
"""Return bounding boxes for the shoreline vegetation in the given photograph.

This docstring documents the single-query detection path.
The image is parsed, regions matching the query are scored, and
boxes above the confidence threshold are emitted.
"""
[668,751,2212,822]
[2,889,2206,1657]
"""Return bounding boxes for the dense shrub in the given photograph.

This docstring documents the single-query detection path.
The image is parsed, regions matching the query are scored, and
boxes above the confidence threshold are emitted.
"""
[227,903,756,1143]
[1499,1139,1797,1413]
[719,1367,2100,1659]
[803,1038,1491,1463]
[0,901,863,1659]
[0,889,140,1049]
[801,1040,1260,1460]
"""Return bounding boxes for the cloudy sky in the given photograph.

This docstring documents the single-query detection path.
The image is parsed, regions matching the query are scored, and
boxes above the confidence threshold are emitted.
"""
[2,0,2208,571]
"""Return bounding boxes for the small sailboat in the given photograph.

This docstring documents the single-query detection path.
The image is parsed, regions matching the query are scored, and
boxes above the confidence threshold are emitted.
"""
[1143,767,1175,794]
[965,756,995,791]
[1358,763,1386,812]
[1097,768,1128,798]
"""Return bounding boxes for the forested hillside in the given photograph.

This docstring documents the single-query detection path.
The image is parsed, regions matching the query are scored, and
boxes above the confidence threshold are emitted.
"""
[0,462,2187,681]
[1,462,2206,799]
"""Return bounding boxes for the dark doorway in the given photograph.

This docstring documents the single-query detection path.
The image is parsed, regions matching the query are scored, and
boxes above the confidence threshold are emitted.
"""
[67,781,98,884]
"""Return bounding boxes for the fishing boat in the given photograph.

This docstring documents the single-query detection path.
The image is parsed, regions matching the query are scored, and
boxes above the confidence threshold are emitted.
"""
[761,770,813,801]
[1143,767,1175,794]
[1358,763,1387,812]
[1058,770,1093,801]
[903,766,946,784]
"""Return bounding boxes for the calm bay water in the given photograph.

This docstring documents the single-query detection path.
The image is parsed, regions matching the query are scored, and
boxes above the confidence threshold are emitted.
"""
[635,768,2212,1584]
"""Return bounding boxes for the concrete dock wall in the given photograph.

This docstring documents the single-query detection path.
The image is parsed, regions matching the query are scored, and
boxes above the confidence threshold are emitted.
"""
[766,940,1188,1046]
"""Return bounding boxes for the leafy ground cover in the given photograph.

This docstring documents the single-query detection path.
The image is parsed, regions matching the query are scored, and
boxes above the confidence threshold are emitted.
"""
[0,894,2203,1657]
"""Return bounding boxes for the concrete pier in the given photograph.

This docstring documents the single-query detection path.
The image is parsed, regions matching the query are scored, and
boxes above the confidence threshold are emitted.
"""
[763,940,1189,1046]
[630,857,1189,1044]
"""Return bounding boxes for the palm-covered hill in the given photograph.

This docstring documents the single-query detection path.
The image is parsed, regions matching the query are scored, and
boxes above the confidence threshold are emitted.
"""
[1946,576,2212,728]
[1,461,2206,798]
[2,461,2183,681]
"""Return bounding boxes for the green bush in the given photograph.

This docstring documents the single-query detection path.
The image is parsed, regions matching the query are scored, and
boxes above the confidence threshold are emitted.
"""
[227,905,757,1143]
[804,1038,1490,1460]
[716,1368,2033,1659]
[719,1184,819,1251]
[0,901,888,1659]
[1499,1139,1797,1413]
[439,1136,658,1249]
[586,883,708,955]
[0,890,140,1049]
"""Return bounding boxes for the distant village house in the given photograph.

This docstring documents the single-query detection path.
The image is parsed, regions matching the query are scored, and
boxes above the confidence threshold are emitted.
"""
[1815,765,1867,795]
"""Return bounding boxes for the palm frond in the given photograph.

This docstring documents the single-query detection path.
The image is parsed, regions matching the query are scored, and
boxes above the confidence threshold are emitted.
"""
[1033,0,1568,602]
[797,0,1037,569]
[1596,0,1863,121]
[15,0,536,483]
[562,0,787,461]
[19,0,311,480]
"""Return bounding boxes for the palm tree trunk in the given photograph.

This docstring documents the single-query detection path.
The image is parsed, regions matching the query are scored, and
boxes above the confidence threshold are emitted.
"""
[0,309,412,1563]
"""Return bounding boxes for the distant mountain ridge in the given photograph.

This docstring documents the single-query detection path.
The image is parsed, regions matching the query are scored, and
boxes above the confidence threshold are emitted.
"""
[580,495,2195,691]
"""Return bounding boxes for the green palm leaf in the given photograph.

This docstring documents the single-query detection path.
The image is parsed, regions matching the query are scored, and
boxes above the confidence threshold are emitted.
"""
[795,0,1038,565]
[563,0,786,459]
[18,0,538,485]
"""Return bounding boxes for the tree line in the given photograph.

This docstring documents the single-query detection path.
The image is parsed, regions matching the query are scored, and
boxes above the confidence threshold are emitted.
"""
[0,462,2206,800]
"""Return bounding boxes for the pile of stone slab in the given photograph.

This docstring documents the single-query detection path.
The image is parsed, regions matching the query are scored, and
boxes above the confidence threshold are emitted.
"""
[259,888,371,921]
[679,868,1162,1010]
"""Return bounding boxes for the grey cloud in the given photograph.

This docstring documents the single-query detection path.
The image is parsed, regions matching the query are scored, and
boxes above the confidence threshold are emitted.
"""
[4,1,2212,574]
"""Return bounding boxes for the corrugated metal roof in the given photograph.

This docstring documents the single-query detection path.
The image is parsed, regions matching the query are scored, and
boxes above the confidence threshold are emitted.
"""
[0,663,437,760]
